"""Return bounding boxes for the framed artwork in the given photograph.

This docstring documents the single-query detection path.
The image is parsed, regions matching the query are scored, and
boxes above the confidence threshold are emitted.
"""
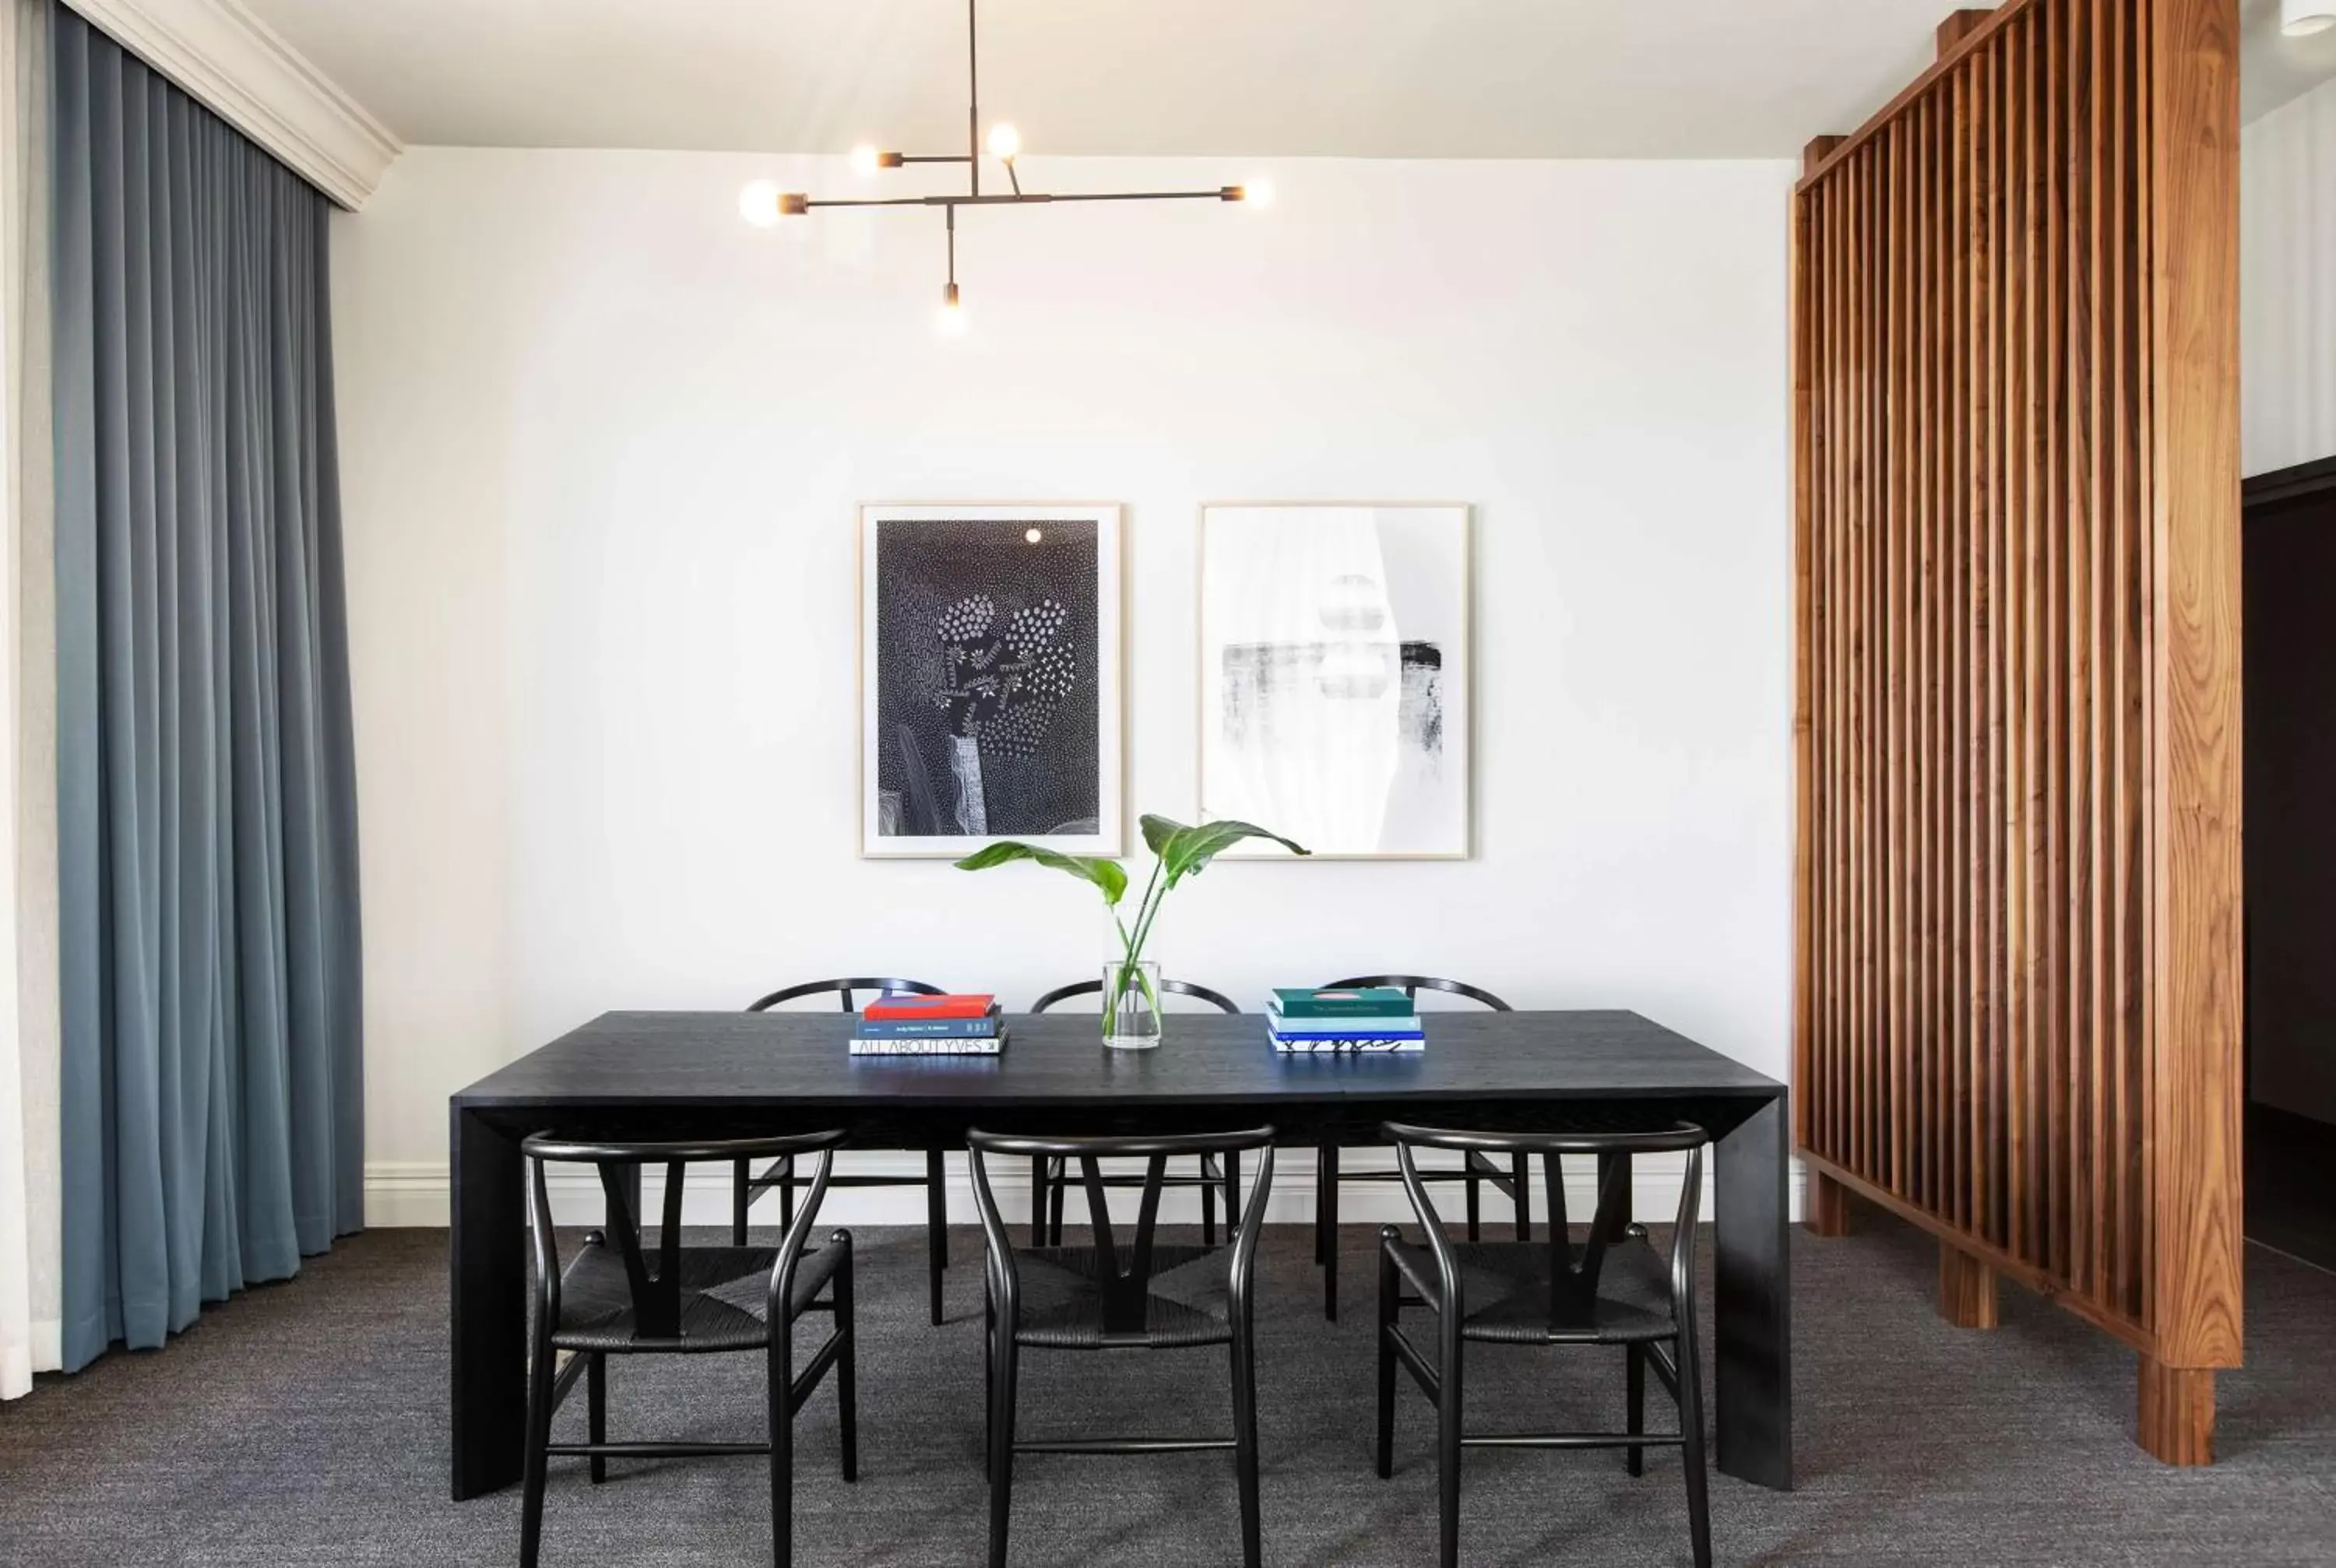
[1198,502,1471,860]
[860,503,1123,857]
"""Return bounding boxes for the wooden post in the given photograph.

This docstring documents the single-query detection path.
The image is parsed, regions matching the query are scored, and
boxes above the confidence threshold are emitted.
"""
[2143,0,2246,1462]
[1806,1170,1850,1237]
[2137,1360,2215,1465]
[1938,1243,2000,1329]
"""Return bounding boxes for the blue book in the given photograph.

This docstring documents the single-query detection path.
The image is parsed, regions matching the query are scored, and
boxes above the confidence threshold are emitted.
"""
[1267,1007,1423,1038]
[855,1007,1002,1039]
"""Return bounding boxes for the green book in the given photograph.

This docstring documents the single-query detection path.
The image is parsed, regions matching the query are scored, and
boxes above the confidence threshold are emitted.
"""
[1270,986,1415,1019]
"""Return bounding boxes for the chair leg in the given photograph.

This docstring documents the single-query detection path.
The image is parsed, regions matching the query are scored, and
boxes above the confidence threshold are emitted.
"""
[1376,1240,1398,1479]
[1435,1324,1463,1568]
[1047,1162,1065,1246]
[987,1321,1019,1568]
[1625,1344,1645,1477]
[1465,1165,1482,1242]
[1321,1144,1340,1320]
[926,1150,948,1326]
[587,1352,607,1484]
[769,1317,796,1568]
[1202,1170,1219,1247]
[1223,1150,1242,1243]
[732,1157,751,1246]
[1230,1319,1263,1568]
[1511,1153,1531,1241]
[835,1236,859,1482]
[519,1335,557,1568]
[780,1162,797,1233]
[1030,1157,1049,1246]
[1676,1330,1712,1568]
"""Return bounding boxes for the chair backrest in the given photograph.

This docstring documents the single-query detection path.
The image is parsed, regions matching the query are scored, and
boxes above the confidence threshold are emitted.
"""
[1029,977,1241,1014]
[745,977,947,1013]
[1380,1121,1708,1337]
[522,1130,846,1341]
[966,1127,1277,1336]
[1325,974,1512,1011]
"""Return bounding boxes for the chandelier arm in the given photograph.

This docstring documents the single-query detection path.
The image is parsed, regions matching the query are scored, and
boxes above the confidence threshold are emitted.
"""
[804,190,1233,213]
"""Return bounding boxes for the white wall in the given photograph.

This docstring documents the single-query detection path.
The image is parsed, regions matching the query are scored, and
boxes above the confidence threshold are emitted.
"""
[331,149,1797,1224]
[2243,72,2336,477]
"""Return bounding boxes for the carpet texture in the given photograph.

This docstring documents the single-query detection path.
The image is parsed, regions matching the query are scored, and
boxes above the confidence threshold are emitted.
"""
[2,1218,2331,1566]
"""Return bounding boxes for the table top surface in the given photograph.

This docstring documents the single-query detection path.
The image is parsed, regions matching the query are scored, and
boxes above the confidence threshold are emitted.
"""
[453,1008,1783,1112]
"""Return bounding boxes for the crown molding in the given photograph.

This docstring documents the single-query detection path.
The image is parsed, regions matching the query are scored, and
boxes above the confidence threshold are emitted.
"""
[63,0,400,209]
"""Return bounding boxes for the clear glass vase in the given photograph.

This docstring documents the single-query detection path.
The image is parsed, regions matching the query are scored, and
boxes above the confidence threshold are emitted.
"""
[1102,958,1163,1050]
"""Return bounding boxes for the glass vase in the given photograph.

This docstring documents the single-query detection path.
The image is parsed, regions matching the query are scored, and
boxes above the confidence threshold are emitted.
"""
[1102,958,1163,1050]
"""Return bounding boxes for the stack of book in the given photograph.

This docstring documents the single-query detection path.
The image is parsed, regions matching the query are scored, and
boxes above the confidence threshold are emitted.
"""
[1265,986,1426,1053]
[849,993,1006,1056]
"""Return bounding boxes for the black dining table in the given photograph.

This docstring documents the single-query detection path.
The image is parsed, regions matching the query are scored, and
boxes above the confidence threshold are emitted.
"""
[448,1007,1792,1499]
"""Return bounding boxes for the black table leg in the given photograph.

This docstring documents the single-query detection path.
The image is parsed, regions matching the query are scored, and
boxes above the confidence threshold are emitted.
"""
[1321,1144,1339,1321]
[1712,1094,1792,1490]
[452,1106,527,1499]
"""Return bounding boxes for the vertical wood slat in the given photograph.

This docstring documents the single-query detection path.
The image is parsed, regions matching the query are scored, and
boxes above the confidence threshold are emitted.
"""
[1787,0,2241,1389]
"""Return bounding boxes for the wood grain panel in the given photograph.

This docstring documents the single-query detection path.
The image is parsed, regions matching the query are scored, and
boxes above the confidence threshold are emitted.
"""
[1789,0,2243,1443]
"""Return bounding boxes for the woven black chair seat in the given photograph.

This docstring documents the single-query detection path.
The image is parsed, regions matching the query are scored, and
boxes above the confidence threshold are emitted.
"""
[1012,1242,1233,1348]
[551,1240,844,1352]
[1383,1232,1676,1345]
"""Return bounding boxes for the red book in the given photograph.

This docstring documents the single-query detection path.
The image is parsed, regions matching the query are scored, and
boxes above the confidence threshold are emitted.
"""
[864,993,994,1021]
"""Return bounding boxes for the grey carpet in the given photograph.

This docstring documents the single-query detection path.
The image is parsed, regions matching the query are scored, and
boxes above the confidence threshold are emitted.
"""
[2,1218,2332,1566]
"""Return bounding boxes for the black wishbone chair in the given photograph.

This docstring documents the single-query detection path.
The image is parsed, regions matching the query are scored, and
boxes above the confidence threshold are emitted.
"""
[968,1127,1278,1568]
[520,1130,857,1568]
[1026,978,1243,1246]
[1314,975,1524,1320]
[1377,1122,1713,1568]
[736,978,953,1324]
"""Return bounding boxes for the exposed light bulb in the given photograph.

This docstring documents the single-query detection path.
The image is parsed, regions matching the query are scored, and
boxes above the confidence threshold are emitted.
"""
[850,144,881,176]
[1024,527,1044,543]
[1242,178,1274,209]
[737,180,782,228]
[2283,0,2336,35]
[936,283,969,336]
[987,122,1021,160]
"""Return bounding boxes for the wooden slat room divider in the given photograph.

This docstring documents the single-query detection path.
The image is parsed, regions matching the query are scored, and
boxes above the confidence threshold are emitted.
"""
[1790,0,2243,1463]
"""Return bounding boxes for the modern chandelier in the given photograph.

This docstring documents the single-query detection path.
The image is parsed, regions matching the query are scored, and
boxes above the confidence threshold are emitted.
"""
[737,0,1268,335]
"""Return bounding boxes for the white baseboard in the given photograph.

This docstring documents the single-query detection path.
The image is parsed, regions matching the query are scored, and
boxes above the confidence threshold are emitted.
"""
[365,1154,1807,1230]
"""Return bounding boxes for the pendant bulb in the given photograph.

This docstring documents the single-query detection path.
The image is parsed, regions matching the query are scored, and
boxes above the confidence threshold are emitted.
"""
[987,122,1021,161]
[936,281,969,336]
[737,181,782,227]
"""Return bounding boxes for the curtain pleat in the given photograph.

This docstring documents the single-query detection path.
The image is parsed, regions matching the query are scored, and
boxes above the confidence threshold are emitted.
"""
[51,6,361,1373]
[2,0,60,1402]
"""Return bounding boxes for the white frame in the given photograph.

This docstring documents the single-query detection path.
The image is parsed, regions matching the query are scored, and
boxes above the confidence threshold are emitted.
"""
[859,502,1124,859]
[1197,501,1473,861]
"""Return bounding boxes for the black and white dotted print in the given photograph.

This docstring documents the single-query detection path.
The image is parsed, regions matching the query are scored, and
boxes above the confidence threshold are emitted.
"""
[873,516,1103,838]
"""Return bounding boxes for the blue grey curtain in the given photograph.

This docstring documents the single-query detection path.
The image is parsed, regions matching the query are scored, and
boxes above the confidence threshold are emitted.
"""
[50,7,362,1373]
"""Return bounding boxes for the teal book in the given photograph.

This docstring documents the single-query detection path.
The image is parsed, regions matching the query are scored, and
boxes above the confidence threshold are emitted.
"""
[1268,986,1414,1019]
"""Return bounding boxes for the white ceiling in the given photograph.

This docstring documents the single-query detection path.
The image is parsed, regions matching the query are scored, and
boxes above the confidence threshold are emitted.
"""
[246,0,2336,160]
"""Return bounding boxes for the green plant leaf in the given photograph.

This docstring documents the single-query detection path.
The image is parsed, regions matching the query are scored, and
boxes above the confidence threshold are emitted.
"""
[1139,814,1186,859]
[953,841,1130,905]
[1158,819,1309,887]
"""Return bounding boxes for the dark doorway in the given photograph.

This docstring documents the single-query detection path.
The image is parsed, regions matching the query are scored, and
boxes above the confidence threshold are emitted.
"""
[2243,454,2336,1274]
